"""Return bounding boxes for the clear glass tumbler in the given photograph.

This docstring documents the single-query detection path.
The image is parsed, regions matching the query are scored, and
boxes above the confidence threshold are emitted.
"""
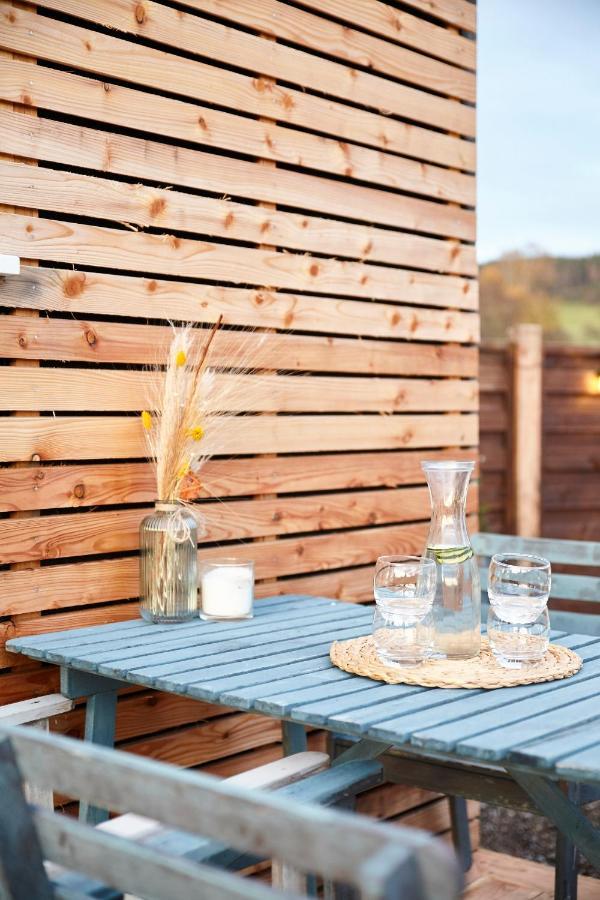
[373,555,437,666]
[487,553,551,667]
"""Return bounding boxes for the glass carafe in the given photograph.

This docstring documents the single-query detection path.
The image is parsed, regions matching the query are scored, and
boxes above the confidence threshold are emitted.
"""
[422,460,481,660]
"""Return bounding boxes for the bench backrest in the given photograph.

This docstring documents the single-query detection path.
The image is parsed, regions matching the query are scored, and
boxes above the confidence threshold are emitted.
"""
[0,725,461,900]
[472,532,600,634]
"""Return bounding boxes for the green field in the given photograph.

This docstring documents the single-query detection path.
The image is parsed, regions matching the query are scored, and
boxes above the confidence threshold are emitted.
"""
[480,253,600,344]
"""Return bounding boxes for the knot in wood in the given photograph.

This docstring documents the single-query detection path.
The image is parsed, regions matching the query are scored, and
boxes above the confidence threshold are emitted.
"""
[73,483,86,500]
[63,273,86,297]
[135,2,146,24]
[85,328,97,346]
[17,333,27,348]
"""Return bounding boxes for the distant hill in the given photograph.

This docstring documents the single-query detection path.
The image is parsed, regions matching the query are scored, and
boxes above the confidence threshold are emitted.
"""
[479,252,600,344]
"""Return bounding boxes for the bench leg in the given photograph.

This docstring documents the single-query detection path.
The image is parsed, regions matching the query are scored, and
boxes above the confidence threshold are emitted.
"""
[23,720,54,810]
[272,860,307,894]
[323,797,359,900]
[280,722,314,892]
[449,795,472,872]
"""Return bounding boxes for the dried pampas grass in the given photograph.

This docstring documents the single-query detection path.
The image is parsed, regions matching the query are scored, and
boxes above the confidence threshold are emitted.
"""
[141,318,273,506]
[141,318,222,504]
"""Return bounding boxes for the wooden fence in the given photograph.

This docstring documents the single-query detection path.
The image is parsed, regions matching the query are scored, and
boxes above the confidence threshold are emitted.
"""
[0,0,478,838]
[481,339,600,541]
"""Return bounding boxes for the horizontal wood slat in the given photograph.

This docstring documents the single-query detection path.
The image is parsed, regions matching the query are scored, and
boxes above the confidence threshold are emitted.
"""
[0,413,478,462]
[0,488,479,566]
[1,213,477,306]
[544,398,600,433]
[0,368,477,414]
[2,157,474,252]
[0,63,476,238]
[179,0,476,93]
[297,0,475,68]
[6,489,479,567]
[0,307,477,376]
[0,522,433,614]
[120,712,283,768]
[56,691,229,744]
[0,313,478,377]
[316,0,477,37]
[0,15,476,173]
[1,3,475,137]
[0,78,476,209]
[0,449,478,513]
[543,435,599,473]
[0,110,477,274]
[545,367,600,394]
[2,276,479,350]
[544,475,600,512]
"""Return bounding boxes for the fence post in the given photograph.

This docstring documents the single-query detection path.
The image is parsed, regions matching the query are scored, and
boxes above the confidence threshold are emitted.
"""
[510,324,543,537]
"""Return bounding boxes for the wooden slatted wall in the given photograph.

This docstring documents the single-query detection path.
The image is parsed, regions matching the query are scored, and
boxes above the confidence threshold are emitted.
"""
[0,0,478,822]
[480,342,600,541]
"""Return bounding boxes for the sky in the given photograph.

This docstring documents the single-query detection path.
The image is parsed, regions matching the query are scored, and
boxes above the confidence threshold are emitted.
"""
[477,0,600,263]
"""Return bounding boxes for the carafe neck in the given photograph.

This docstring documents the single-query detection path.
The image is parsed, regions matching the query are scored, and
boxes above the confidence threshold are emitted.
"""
[422,461,474,548]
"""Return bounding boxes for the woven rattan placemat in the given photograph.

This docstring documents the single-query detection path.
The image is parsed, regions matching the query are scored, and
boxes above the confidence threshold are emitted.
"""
[330,636,582,689]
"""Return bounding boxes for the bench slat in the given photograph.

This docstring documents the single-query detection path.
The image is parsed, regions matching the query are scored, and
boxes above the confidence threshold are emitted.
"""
[0,694,73,726]
[472,533,600,567]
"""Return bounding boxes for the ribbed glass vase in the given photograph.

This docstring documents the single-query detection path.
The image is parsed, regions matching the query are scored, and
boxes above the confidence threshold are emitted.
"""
[139,502,198,623]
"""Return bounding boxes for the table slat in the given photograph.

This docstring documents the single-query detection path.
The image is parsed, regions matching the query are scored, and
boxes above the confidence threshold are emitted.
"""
[45,604,358,667]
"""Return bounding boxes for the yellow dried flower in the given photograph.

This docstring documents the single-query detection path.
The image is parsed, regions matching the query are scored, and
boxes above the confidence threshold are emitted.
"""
[175,349,187,367]
[187,425,204,441]
[141,410,152,431]
[176,460,190,479]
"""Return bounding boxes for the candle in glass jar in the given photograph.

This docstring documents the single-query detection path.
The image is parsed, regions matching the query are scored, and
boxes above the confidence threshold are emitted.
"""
[200,558,254,620]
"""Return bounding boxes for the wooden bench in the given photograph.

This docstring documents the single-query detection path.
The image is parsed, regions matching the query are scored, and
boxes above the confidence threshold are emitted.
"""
[0,693,73,807]
[473,532,600,635]
[0,725,462,900]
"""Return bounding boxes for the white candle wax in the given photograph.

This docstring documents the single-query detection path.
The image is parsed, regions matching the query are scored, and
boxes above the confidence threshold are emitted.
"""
[201,564,254,619]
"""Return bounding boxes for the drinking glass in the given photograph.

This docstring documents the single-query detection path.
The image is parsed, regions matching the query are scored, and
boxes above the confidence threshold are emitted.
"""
[487,553,551,667]
[373,555,437,666]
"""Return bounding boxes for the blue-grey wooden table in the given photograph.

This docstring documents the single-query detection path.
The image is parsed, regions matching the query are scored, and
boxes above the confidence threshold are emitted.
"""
[8,594,600,883]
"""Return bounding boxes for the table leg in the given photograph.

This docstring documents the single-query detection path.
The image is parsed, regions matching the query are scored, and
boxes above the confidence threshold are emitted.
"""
[331,737,474,871]
[449,795,473,872]
[60,668,121,825]
[79,690,118,825]
[509,769,600,898]
[282,720,308,755]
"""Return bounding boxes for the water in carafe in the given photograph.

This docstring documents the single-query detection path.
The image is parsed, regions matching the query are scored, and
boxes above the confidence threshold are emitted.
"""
[422,461,481,660]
